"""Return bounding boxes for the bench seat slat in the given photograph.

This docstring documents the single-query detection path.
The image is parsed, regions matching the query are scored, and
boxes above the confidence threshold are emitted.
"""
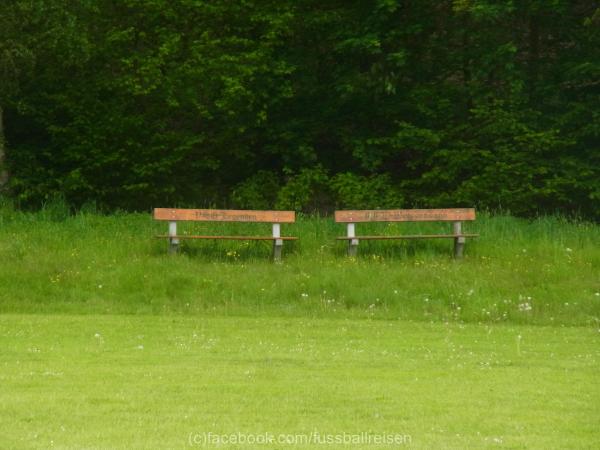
[156,235,298,240]
[336,234,479,240]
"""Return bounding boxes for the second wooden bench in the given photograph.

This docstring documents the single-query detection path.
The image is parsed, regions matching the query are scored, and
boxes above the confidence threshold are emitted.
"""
[335,208,478,258]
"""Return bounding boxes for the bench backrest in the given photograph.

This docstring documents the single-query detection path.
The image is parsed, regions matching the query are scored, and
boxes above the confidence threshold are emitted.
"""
[154,208,295,223]
[334,208,475,223]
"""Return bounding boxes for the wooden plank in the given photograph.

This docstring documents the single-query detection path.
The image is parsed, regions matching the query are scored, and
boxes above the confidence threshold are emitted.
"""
[156,235,298,240]
[334,208,476,222]
[336,234,479,240]
[154,208,295,223]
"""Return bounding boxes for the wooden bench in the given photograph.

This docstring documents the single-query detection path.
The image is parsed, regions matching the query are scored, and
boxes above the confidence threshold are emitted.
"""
[154,208,297,261]
[335,208,478,258]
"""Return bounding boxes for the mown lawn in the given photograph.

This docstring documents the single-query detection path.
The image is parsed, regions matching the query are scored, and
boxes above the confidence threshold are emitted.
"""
[1,314,599,449]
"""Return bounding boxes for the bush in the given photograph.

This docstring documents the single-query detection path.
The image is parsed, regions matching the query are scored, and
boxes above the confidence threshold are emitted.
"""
[230,171,280,209]
[330,173,403,209]
[276,166,332,212]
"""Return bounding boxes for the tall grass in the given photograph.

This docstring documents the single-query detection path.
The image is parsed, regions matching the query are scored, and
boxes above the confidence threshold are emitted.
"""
[0,200,598,326]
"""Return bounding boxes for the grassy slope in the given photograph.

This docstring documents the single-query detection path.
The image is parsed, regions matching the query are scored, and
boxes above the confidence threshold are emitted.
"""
[1,314,598,449]
[0,206,598,325]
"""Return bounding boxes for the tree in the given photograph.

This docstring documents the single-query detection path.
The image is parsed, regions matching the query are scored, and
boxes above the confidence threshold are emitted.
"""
[3,0,598,218]
[0,0,87,195]
[0,1,35,187]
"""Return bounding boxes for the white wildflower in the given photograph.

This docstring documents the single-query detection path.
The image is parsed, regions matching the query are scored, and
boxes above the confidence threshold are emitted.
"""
[518,302,532,312]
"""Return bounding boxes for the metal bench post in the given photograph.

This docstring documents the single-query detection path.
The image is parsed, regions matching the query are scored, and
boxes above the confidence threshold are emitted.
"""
[169,221,180,254]
[347,223,359,257]
[453,221,465,258]
[272,223,283,262]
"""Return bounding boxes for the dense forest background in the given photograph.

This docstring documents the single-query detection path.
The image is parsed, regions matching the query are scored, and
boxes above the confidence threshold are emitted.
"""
[0,0,598,218]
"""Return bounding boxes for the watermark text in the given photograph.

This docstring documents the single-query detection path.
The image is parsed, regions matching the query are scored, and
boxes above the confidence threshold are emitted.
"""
[188,431,412,446]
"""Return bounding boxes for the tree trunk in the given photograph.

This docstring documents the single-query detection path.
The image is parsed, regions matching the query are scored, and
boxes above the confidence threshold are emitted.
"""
[0,105,8,188]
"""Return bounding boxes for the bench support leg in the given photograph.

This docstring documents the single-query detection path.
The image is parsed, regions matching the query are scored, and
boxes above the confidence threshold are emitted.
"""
[169,221,180,255]
[272,223,283,262]
[348,240,359,257]
[453,221,465,258]
[347,223,359,257]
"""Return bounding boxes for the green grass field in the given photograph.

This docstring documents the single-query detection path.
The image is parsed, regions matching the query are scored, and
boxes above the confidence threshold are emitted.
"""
[2,315,599,449]
[1,204,599,448]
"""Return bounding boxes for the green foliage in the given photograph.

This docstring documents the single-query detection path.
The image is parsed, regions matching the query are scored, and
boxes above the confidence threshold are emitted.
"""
[276,166,331,212]
[275,168,404,211]
[230,170,280,209]
[330,173,402,209]
[1,0,598,218]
